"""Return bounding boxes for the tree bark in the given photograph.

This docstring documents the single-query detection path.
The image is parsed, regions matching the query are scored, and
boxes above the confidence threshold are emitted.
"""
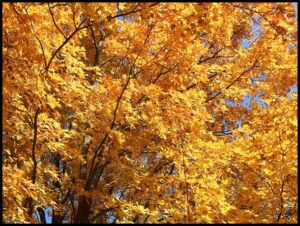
[28,108,40,219]
[37,207,46,224]
[74,195,91,224]
[52,211,65,224]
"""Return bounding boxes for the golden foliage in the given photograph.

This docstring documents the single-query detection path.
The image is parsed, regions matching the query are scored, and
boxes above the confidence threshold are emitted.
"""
[2,2,297,223]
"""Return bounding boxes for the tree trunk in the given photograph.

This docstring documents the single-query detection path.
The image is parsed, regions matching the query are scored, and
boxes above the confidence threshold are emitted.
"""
[52,211,65,224]
[74,195,91,223]
[37,207,46,224]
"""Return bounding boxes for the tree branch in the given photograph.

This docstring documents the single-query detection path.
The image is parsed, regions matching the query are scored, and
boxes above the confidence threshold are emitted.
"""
[31,108,40,184]
[198,47,224,64]
[85,133,108,190]
[206,56,261,103]
[48,3,67,39]
[225,56,260,90]
[4,98,34,126]
[108,3,159,21]
[111,24,154,128]
[144,214,150,223]
[88,25,102,84]
[28,108,40,218]
[152,63,178,84]
[86,15,155,193]
[23,6,47,68]
[45,20,90,71]
[93,160,110,188]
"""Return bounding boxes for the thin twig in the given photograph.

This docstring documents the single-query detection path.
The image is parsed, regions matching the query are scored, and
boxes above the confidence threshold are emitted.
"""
[48,3,67,39]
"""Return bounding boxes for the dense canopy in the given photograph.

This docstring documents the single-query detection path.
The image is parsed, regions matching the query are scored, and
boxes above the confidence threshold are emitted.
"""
[2,2,297,223]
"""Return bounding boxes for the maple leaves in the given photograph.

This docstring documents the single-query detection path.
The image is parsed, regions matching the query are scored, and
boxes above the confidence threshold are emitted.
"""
[2,2,297,224]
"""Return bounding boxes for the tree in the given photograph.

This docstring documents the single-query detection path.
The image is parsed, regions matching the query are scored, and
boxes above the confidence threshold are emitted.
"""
[2,2,297,223]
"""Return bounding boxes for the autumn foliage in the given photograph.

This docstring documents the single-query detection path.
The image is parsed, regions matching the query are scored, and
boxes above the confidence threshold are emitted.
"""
[2,2,297,223]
